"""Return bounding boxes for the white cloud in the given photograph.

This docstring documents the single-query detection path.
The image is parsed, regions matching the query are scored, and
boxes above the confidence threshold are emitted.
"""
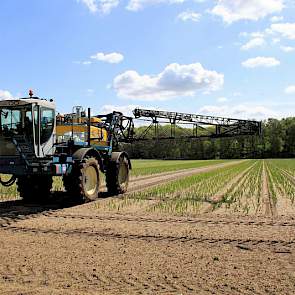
[242,56,280,68]
[126,0,184,11]
[113,62,224,100]
[0,90,14,100]
[270,15,284,22]
[241,37,265,50]
[211,0,285,24]
[90,52,124,64]
[80,0,98,12]
[100,0,120,14]
[100,104,169,127]
[100,104,140,116]
[86,89,95,95]
[79,0,119,14]
[82,61,92,65]
[240,31,265,38]
[73,60,93,65]
[271,37,280,44]
[199,104,278,120]
[285,85,295,94]
[217,97,228,103]
[270,23,295,40]
[177,10,201,22]
[280,45,295,52]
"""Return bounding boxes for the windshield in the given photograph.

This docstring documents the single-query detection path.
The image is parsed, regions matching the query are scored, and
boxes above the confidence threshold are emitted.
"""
[0,106,33,138]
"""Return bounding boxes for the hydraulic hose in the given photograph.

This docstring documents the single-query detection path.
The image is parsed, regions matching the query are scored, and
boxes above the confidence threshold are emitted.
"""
[0,175,16,187]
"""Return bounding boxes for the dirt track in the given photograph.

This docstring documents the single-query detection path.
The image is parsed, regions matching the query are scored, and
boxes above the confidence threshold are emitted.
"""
[0,160,294,295]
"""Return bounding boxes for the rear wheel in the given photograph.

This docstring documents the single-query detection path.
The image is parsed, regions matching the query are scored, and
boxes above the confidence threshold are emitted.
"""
[63,157,100,202]
[106,155,130,195]
[17,175,53,202]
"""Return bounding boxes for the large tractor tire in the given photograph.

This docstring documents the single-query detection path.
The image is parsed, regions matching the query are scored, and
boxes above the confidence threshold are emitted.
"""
[106,154,130,196]
[63,157,100,202]
[17,175,53,203]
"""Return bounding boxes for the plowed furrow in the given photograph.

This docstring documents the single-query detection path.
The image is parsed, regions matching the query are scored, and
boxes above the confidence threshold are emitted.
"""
[40,213,295,227]
[0,265,205,294]
[2,225,294,252]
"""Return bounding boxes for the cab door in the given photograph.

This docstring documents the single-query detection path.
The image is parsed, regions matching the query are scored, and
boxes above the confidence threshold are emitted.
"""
[40,107,56,156]
[33,104,40,157]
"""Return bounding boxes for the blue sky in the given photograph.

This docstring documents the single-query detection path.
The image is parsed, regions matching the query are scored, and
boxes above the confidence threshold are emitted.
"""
[0,0,294,120]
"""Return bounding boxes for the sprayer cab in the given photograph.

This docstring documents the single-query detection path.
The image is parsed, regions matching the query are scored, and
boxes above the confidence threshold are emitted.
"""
[0,93,56,176]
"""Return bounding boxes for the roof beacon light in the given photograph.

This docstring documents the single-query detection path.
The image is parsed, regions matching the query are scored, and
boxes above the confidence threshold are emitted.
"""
[29,89,34,97]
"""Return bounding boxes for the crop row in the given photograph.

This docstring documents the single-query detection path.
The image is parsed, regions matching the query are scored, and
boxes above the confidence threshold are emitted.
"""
[266,160,295,204]
[103,159,295,216]
[131,159,227,177]
[268,159,295,177]
[215,160,263,215]
[1,159,294,214]
[112,160,256,214]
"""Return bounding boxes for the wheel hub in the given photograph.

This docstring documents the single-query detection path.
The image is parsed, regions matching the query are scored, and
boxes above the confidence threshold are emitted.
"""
[84,166,98,196]
[118,162,129,189]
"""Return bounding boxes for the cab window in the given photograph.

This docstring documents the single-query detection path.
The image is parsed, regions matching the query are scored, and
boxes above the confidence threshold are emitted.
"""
[40,108,55,144]
[34,105,39,144]
[24,111,33,141]
[0,109,21,134]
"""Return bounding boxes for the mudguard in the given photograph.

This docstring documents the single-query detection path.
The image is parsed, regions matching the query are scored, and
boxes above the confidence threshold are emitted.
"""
[110,151,132,169]
[72,148,104,171]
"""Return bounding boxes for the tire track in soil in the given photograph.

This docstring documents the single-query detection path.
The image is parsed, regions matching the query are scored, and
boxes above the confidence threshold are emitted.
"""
[0,263,208,294]
[39,213,295,227]
[2,225,294,252]
[0,160,245,228]
[0,267,188,295]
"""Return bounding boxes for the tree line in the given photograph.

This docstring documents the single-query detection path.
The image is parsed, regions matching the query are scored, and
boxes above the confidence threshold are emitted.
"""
[121,117,295,159]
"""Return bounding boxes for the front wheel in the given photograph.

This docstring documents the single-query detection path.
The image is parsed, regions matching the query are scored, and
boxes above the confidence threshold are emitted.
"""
[63,157,100,202]
[106,155,130,196]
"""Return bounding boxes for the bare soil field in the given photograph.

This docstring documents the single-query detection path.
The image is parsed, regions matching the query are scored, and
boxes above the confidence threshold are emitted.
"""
[0,160,294,295]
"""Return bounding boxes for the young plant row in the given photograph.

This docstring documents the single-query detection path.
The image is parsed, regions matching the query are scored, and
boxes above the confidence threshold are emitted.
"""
[128,160,256,214]
[131,159,227,177]
[216,160,263,214]
[266,160,295,204]
[268,159,295,177]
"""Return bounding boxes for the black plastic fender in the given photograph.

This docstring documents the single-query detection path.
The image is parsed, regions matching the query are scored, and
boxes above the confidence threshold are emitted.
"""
[110,151,132,169]
[72,148,104,171]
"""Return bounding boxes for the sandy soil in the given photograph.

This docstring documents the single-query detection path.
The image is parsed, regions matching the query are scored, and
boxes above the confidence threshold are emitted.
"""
[0,160,294,295]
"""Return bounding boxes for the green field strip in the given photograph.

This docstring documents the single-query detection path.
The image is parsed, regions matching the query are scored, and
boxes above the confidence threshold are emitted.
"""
[131,159,229,177]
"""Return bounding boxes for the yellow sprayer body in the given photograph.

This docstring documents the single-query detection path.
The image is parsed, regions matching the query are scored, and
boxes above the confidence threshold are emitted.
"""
[56,117,109,146]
